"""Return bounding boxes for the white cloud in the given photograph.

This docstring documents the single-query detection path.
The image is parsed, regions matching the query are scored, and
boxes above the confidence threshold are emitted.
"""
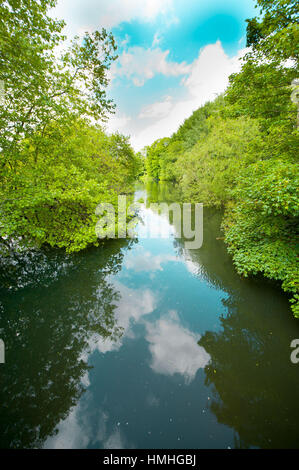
[139,95,173,119]
[137,205,176,239]
[152,31,163,47]
[183,40,246,100]
[146,310,210,383]
[74,280,156,390]
[103,429,125,449]
[105,111,131,135]
[52,0,176,34]
[44,405,89,449]
[111,46,190,87]
[44,398,106,449]
[71,279,156,391]
[125,250,178,272]
[44,401,128,449]
[120,34,130,48]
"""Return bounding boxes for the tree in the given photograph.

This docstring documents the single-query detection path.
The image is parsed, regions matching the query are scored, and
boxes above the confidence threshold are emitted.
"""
[145,138,170,180]
[223,159,299,316]
[0,0,117,169]
[0,1,141,253]
[245,0,299,63]
[175,116,261,206]
[0,120,138,252]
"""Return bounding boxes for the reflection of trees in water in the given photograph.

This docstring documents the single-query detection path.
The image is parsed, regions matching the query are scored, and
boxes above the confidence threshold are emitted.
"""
[145,180,182,207]
[173,208,236,292]
[199,300,299,449]
[146,181,237,292]
[0,239,132,448]
[179,210,299,448]
[146,182,299,448]
[0,245,74,290]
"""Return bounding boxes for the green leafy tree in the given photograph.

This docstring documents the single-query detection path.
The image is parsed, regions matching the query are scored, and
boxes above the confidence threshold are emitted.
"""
[0,1,141,253]
[223,159,299,316]
[1,120,138,252]
[245,0,298,63]
[145,137,170,180]
[0,0,117,166]
[174,95,225,149]
[175,116,261,206]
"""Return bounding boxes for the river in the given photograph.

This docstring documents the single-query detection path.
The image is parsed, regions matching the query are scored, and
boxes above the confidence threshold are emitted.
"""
[0,182,298,449]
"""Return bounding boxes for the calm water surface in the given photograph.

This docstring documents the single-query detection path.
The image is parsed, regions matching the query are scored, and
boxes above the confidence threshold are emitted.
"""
[0,182,298,449]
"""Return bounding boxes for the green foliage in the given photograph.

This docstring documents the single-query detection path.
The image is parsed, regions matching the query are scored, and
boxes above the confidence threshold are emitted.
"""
[175,116,261,206]
[174,95,225,150]
[226,62,297,127]
[223,160,299,316]
[222,0,299,315]
[159,140,183,181]
[0,1,140,253]
[144,97,225,182]
[226,0,298,148]
[145,137,171,180]
[0,119,138,252]
[245,0,298,63]
[0,1,118,163]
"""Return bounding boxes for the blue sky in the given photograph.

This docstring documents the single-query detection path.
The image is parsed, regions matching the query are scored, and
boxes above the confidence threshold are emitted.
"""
[52,0,257,150]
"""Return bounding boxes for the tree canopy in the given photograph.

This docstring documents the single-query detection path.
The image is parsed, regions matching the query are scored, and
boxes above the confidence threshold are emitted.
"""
[0,0,140,253]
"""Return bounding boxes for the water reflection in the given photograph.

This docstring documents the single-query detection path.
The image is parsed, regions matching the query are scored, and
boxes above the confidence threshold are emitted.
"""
[93,280,156,353]
[146,310,210,383]
[0,240,132,448]
[124,251,178,272]
[199,302,299,449]
[163,197,299,448]
[45,396,129,449]
[50,183,299,449]
[1,182,299,449]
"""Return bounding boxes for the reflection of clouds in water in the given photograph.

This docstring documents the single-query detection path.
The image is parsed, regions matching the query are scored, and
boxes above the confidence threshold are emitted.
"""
[146,311,210,383]
[81,370,90,387]
[95,280,156,353]
[44,395,98,449]
[44,400,127,449]
[146,392,160,407]
[103,428,125,449]
[77,280,157,390]
[125,250,179,272]
[44,406,87,449]
[181,248,205,278]
[184,258,201,276]
[138,206,175,239]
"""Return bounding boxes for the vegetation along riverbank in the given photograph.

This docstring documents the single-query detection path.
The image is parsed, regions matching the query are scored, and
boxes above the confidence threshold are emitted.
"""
[0,0,298,317]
